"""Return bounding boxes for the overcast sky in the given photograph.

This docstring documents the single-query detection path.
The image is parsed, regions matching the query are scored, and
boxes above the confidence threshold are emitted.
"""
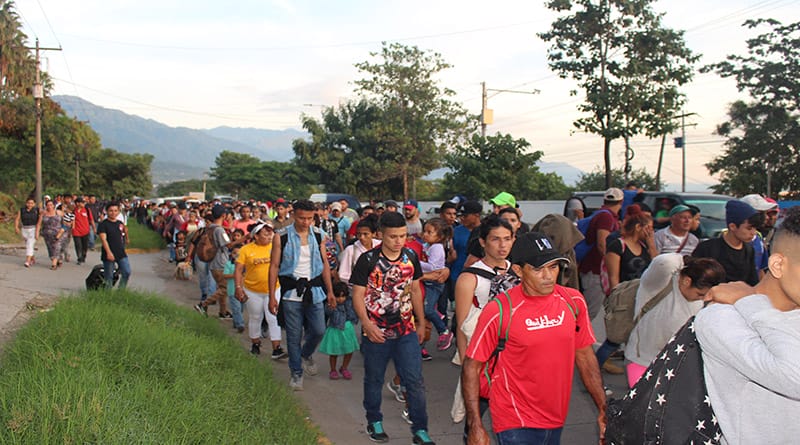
[18,0,800,191]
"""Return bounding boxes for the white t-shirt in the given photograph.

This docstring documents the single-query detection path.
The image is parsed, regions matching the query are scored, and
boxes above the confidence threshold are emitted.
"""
[654,226,698,254]
[283,245,312,302]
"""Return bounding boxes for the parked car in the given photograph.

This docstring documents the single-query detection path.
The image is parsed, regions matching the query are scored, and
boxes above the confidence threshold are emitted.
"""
[571,191,735,239]
[308,193,362,211]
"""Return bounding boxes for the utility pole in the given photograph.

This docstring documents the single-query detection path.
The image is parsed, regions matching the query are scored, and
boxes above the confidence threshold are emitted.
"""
[480,82,539,137]
[671,112,695,193]
[27,39,62,207]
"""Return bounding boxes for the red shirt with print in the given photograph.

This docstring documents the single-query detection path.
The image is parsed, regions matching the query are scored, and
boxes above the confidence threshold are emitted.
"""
[466,284,595,432]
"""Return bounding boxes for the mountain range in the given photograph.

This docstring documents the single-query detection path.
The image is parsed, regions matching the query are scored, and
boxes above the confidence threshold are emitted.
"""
[54,95,586,186]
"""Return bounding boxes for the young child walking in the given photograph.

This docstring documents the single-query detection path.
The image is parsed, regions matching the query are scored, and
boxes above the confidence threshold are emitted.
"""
[318,282,360,380]
[420,217,454,351]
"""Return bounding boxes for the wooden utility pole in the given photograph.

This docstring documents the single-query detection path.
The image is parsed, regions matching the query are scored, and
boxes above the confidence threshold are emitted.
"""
[27,39,62,207]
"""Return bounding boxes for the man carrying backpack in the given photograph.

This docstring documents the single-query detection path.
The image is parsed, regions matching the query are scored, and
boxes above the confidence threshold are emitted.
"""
[194,205,248,318]
[578,188,623,320]
[462,232,606,445]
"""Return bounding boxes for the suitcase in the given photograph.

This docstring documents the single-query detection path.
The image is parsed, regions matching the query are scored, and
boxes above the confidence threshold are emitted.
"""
[86,264,120,290]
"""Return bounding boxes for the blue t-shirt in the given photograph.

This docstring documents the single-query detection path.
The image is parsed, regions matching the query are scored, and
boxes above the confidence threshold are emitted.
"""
[450,224,473,281]
[751,232,768,274]
[224,260,236,297]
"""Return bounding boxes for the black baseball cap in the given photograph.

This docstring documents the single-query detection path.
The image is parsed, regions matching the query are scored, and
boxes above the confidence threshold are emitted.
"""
[459,200,483,216]
[510,232,569,268]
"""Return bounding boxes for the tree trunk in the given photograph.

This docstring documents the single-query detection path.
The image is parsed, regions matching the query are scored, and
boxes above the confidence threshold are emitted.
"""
[402,166,408,202]
[604,136,612,189]
[655,133,666,191]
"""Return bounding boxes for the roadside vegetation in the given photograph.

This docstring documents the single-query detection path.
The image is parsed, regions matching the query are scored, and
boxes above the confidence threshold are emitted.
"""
[126,219,166,250]
[0,290,320,444]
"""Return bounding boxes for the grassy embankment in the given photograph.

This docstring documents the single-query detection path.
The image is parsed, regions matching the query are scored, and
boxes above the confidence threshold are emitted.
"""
[126,218,166,251]
[0,290,321,444]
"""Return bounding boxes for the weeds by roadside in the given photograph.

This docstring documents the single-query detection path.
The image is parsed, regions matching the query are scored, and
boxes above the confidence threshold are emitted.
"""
[0,290,320,444]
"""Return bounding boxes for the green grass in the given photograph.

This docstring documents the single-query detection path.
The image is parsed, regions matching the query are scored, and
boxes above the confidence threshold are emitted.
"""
[126,219,166,250]
[0,290,320,444]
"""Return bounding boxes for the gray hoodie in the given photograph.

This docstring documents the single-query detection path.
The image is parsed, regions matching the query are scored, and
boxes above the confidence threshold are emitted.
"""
[695,295,800,445]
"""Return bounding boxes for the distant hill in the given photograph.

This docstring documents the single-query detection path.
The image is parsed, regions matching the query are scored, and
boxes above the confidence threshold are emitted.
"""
[54,95,592,187]
[54,95,306,183]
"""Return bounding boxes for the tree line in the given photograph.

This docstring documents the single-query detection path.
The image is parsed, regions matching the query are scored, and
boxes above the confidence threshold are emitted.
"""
[2,0,797,203]
[0,1,152,202]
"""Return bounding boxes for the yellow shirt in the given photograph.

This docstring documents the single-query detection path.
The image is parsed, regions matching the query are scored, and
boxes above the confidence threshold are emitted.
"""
[236,242,273,294]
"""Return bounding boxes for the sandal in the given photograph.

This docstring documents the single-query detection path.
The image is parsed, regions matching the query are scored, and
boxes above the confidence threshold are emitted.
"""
[329,370,340,380]
[50,265,57,270]
[339,367,352,380]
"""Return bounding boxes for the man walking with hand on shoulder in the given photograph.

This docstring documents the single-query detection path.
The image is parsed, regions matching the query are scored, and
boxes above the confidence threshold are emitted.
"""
[463,232,606,445]
[694,205,800,445]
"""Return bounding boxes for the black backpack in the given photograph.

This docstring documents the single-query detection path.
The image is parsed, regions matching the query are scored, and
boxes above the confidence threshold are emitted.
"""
[605,316,722,444]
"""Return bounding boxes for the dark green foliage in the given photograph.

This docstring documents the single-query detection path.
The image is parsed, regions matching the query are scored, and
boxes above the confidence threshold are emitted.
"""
[703,19,800,197]
[442,133,571,200]
[210,150,314,200]
[573,166,661,191]
[540,0,697,187]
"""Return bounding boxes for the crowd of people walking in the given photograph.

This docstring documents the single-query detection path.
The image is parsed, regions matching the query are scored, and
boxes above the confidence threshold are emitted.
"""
[14,188,800,444]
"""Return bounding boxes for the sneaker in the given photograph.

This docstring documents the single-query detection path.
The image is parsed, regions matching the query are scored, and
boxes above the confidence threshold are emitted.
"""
[401,408,412,425]
[436,330,454,351]
[602,361,624,375]
[366,421,389,443]
[412,429,435,445]
[387,380,406,403]
[302,356,318,376]
[339,367,352,380]
[250,343,260,355]
[289,374,304,391]
[219,312,233,320]
[23,261,30,268]
[605,386,614,397]
[271,346,287,360]
[193,303,207,316]
[329,370,340,380]
[421,348,433,361]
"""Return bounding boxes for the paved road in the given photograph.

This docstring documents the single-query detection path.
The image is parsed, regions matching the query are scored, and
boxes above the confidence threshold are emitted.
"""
[0,244,628,444]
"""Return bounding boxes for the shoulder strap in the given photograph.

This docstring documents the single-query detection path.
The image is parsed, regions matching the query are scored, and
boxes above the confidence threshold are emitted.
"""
[633,279,673,325]
[484,290,513,384]
[462,266,497,281]
[675,232,691,253]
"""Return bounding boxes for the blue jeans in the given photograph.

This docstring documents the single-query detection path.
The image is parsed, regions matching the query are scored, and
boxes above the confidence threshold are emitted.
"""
[595,339,620,366]
[496,427,563,445]
[194,256,216,301]
[228,294,244,329]
[102,256,131,289]
[361,332,428,434]
[282,300,325,377]
[423,282,447,334]
[88,226,96,249]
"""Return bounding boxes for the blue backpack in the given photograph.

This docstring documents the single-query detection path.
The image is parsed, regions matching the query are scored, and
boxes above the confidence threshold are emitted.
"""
[573,209,612,263]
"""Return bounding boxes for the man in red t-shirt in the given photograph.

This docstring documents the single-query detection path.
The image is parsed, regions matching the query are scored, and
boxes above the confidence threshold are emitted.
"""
[71,197,95,265]
[463,232,607,445]
[578,188,623,320]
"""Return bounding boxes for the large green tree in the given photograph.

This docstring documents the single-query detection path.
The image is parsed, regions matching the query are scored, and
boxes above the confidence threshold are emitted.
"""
[703,19,800,197]
[442,133,571,200]
[353,42,470,199]
[540,0,697,188]
[293,99,407,199]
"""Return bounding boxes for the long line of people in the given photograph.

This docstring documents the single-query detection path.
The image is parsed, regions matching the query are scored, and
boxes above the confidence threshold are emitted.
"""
[19,189,796,445]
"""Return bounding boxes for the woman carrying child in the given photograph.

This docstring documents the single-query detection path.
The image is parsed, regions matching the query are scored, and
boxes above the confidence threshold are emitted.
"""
[318,281,359,380]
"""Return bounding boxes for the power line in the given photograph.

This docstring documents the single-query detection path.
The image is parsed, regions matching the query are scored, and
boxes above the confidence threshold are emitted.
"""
[34,0,61,46]
[58,19,544,52]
